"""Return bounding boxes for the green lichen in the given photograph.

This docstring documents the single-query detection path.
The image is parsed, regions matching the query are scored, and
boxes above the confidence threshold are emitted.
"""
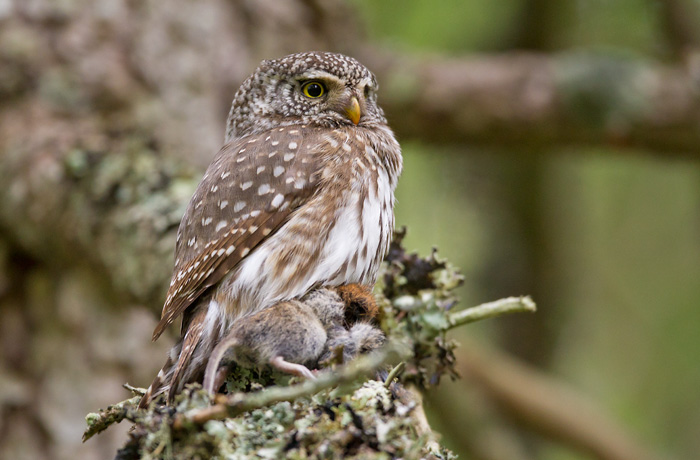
[83,395,142,442]
[376,228,464,388]
[117,380,454,460]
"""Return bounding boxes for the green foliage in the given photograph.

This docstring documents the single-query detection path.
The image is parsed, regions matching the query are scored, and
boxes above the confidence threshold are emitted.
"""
[352,0,521,52]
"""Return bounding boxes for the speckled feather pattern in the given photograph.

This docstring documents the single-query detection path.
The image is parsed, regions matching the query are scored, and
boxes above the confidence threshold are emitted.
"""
[141,52,402,406]
[226,52,382,141]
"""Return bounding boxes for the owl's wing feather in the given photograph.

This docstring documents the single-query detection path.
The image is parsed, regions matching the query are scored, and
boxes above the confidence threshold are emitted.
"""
[152,127,324,341]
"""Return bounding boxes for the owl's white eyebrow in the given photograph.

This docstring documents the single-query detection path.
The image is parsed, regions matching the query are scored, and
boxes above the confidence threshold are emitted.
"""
[299,70,337,81]
[358,77,374,88]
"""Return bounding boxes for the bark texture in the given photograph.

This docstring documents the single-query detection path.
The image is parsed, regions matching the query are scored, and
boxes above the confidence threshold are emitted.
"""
[0,1,356,458]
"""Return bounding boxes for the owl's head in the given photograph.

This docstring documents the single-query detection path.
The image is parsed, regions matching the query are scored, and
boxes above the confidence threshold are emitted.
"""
[226,52,387,141]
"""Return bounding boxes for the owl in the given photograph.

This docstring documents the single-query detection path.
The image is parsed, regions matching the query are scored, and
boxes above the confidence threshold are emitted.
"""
[139,52,402,408]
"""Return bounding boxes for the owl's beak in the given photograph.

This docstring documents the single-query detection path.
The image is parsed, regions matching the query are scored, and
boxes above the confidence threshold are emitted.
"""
[344,96,361,125]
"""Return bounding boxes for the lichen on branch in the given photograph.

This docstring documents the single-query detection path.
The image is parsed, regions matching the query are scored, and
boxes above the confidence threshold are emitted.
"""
[84,230,535,459]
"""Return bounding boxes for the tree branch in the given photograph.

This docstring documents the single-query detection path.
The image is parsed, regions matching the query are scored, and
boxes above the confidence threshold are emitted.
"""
[84,291,535,457]
[174,343,405,429]
[83,394,142,442]
[458,343,661,460]
[175,293,537,429]
[657,0,700,58]
[365,50,700,155]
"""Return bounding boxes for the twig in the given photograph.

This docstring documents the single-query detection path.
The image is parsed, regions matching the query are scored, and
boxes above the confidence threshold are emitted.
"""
[83,395,141,442]
[173,343,406,429]
[123,383,147,396]
[446,296,536,330]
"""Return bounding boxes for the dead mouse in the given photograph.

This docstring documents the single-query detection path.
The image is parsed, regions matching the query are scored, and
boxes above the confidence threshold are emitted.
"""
[202,285,384,395]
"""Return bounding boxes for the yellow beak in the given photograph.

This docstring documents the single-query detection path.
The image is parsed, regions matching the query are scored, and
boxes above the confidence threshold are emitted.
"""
[344,96,361,125]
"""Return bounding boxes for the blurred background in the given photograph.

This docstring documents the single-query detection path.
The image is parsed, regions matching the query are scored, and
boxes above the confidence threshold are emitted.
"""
[1,0,699,459]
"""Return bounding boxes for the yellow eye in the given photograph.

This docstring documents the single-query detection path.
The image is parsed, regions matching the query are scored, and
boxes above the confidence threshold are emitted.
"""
[301,81,325,98]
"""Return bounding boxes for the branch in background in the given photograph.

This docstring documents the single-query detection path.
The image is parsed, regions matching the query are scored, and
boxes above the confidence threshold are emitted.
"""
[457,342,661,460]
[365,50,700,155]
[657,0,700,58]
[2,50,700,295]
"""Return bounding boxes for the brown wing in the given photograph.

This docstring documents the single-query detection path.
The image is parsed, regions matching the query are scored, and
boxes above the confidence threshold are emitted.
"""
[152,127,326,340]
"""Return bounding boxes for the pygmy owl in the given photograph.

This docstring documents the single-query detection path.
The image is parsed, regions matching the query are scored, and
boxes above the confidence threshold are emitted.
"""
[140,51,402,407]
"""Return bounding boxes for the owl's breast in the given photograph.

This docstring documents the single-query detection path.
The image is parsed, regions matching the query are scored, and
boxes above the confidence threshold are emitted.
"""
[214,127,400,323]
[318,166,394,286]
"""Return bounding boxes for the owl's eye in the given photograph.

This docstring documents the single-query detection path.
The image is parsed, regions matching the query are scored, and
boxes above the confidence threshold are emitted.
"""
[301,81,325,98]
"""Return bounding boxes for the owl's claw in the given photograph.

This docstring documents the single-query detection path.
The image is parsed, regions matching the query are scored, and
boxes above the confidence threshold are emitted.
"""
[270,356,316,380]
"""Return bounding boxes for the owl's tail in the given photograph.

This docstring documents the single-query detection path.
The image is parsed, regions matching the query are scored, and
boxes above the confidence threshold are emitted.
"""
[138,346,178,409]
[138,307,211,409]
